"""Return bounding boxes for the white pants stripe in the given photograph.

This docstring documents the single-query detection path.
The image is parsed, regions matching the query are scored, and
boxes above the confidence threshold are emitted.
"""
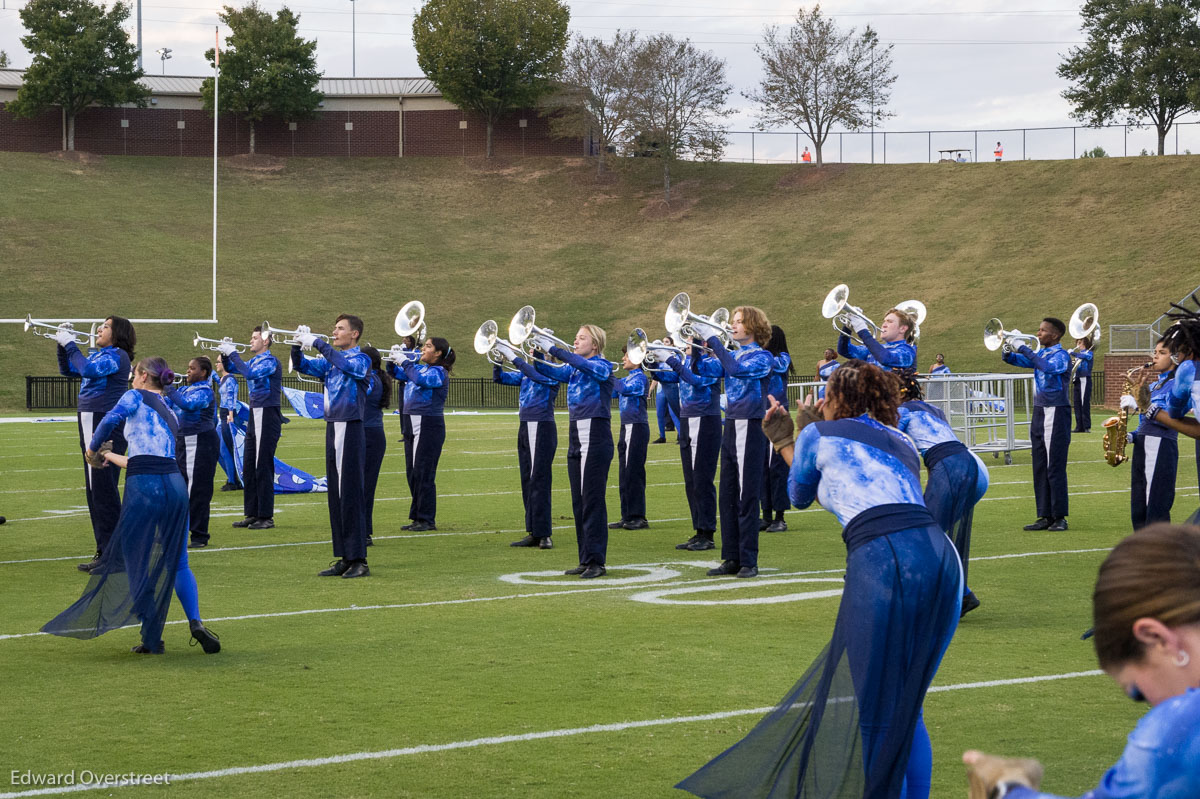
[252,407,264,461]
[1042,406,1056,469]
[578,419,591,475]
[527,421,539,477]
[184,434,198,496]
[333,421,347,495]
[624,423,634,466]
[1143,435,1161,507]
[411,415,423,463]
[734,419,748,502]
[688,417,701,470]
[80,411,95,490]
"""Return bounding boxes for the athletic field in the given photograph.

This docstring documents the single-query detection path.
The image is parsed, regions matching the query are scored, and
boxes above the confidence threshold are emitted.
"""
[1,411,1194,797]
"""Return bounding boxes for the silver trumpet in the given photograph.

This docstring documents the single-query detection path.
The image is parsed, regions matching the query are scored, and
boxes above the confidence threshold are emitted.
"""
[193,332,249,353]
[983,318,1042,354]
[287,355,325,384]
[509,305,573,363]
[627,328,683,373]
[24,314,96,348]
[394,300,427,341]
[262,321,330,349]
[474,320,523,371]
[380,344,422,366]
[664,293,735,352]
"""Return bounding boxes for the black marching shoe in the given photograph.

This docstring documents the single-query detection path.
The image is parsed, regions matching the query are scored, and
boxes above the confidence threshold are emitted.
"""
[77,550,102,573]
[366,535,373,547]
[538,537,554,550]
[1048,518,1069,532]
[707,560,740,577]
[759,519,770,532]
[219,483,242,492]
[408,522,437,532]
[622,518,649,530]
[1023,518,1051,531]
[652,437,667,444]
[736,566,758,579]
[318,559,352,577]
[131,641,165,654]
[401,523,416,531]
[960,593,982,618]
[564,564,588,576]
[608,519,627,529]
[187,540,208,549]
[249,518,275,530]
[189,620,221,654]
[766,519,788,533]
[676,535,701,551]
[232,517,256,528]
[342,561,370,579]
[688,533,716,552]
[510,535,539,547]
[580,564,607,579]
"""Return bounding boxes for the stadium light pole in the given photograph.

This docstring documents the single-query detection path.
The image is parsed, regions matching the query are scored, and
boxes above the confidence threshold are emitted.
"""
[136,0,143,70]
[350,0,356,78]
[156,47,172,75]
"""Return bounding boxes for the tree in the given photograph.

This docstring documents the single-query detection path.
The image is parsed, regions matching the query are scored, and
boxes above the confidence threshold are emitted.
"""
[0,51,10,68]
[1058,0,1200,156]
[544,31,640,174]
[627,35,733,203]
[1080,146,1108,158]
[413,0,570,158]
[201,3,323,155]
[745,6,895,167]
[8,0,148,151]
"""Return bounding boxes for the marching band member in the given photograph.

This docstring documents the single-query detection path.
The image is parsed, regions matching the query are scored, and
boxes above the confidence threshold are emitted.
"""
[1126,341,1179,530]
[681,361,960,799]
[816,347,840,400]
[399,337,455,533]
[701,307,773,579]
[652,336,681,443]
[387,334,417,528]
[164,356,220,549]
[293,316,372,577]
[493,352,559,550]
[361,347,392,547]
[43,357,220,655]
[611,345,651,530]
[761,325,793,533]
[536,326,615,579]
[929,353,951,375]
[1151,308,1200,521]
[669,339,722,552]
[837,307,917,373]
[1071,336,1095,433]
[220,326,282,531]
[214,358,243,491]
[1001,317,1072,532]
[897,374,988,617]
[54,315,135,572]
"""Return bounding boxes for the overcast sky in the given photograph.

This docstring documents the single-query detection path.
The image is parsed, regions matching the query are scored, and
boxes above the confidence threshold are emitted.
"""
[3,0,1197,160]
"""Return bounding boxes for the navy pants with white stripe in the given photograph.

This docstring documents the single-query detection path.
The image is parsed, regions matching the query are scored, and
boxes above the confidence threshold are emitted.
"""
[1073,376,1092,432]
[176,429,219,546]
[1131,433,1177,530]
[364,425,387,538]
[400,413,414,520]
[409,415,446,525]
[761,444,790,520]
[567,417,613,567]
[719,418,767,568]
[77,411,127,555]
[517,419,557,539]
[327,420,367,562]
[617,421,650,522]
[679,415,721,533]
[1030,404,1071,520]
[244,406,282,520]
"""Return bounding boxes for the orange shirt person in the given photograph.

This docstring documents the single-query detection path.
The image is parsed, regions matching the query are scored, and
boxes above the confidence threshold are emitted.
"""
[801,146,812,163]
[994,142,1003,162]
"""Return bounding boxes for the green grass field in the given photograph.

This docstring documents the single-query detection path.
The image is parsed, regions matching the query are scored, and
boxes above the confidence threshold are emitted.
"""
[2,410,1196,797]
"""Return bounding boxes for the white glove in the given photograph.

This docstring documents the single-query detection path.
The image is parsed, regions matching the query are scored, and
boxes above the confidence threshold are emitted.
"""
[295,326,317,349]
[849,313,871,336]
[1119,394,1139,412]
[54,327,75,347]
[217,341,237,356]
[691,322,719,342]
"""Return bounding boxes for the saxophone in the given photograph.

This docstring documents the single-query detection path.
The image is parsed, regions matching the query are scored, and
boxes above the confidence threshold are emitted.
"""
[1101,363,1151,467]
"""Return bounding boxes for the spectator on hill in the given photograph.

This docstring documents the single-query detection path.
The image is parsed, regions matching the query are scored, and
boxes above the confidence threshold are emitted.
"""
[801,146,812,163]
[930,353,951,375]
[994,141,1004,161]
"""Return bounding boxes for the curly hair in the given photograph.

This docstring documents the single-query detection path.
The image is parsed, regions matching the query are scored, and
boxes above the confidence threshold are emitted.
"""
[825,360,902,427]
[1161,290,1200,360]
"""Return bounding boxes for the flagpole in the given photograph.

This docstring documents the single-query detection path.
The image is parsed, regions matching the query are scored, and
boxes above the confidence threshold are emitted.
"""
[211,25,219,323]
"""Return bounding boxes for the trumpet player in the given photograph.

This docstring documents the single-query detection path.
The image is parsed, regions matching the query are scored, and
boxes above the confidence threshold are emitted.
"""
[837,308,917,373]
[220,326,282,531]
[1001,317,1072,532]
[611,345,651,531]
[668,338,722,552]
[397,337,456,534]
[163,356,220,549]
[53,315,136,572]
[1125,341,1180,530]
[762,325,793,533]
[214,358,243,492]
[1070,336,1095,433]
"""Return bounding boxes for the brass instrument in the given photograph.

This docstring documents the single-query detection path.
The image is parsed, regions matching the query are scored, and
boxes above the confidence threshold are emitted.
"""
[895,299,927,342]
[821,284,878,344]
[509,305,573,364]
[983,318,1042,354]
[262,321,330,349]
[24,315,96,348]
[193,332,249,353]
[473,320,522,371]
[664,292,735,352]
[394,300,427,341]
[1101,362,1151,467]
[627,328,683,372]
[1067,303,1100,383]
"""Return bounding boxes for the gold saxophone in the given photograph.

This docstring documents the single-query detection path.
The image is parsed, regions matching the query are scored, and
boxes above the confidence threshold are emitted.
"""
[1101,363,1151,467]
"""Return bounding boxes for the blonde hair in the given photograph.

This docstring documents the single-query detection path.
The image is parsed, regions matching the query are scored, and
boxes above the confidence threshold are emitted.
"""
[579,324,606,356]
[734,306,771,346]
[885,308,916,343]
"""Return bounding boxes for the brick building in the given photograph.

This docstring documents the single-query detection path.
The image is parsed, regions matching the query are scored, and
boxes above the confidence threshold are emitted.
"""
[0,70,587,158]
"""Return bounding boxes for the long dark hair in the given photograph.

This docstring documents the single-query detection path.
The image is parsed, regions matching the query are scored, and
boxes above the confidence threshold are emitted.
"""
[766,325,795,374]
[429,337,456,373]
[1162,291,1200,360]
[362,346,392,408]
[824,360,901,427]
[108,315,136,359]
[192,356,214,381]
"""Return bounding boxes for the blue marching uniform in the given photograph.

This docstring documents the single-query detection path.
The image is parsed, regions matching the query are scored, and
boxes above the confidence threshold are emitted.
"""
[1164,358,1200,519]
[43,389,208,652]
[837,329,917,373]
[655,367,681,440]
[57,341,131,558]
[1004,687,1200,799]
[294,341,371,561]
[1131,371,1180,530]
[165,378,220,547]
[707,336,772,571]
[614,366,651,525]
[1072,348,1094,432]
[668,351,722,539]
[402,360,450,527]
[678,415,961,799]
[386,361,416,522]
[899,400,989,606]
[363,371,388,544]
[1004,343,1072,521]
[217,373,242,488]
[817,359,840,399]
[494,359,560,541]
[537,346,615,569]
[222,349,282,522]
[762,352,792,526]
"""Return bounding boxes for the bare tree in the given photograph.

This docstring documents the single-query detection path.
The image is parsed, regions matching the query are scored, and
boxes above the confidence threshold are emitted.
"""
[545,30,639,175]
[627,34,732,203]
[746,6,895,167]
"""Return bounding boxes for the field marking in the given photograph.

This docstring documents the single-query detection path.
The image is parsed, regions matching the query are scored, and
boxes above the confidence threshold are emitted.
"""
[631,578,845,605]
[0,670,1105,799]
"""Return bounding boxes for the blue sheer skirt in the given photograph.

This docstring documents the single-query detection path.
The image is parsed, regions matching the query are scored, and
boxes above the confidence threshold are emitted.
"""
[43,471,189,649]
[677,525,962,799]
[924,450,986,589]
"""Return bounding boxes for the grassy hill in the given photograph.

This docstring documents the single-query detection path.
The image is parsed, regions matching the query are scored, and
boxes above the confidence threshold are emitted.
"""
[1,151,1197,411]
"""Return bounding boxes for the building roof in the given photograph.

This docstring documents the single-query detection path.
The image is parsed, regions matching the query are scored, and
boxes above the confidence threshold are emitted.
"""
[0,69,440,97]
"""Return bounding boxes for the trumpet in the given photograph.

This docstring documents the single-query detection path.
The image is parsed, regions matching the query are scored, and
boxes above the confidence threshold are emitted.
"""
[627,328,683,371]
[983,318,1042,354]
[193,332,249,353]
[509,305,573,360]
[261,321,329,349]
[394,300,427,341]
[24,315,96,348]
[287,355,325,384]
[664,292,735,352]
[381,344,422,366]
[821,284,878,344]
[473,320,523,370]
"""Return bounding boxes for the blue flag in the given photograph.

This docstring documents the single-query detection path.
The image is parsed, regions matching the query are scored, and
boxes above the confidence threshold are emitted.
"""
[283,386,325,420]
[222,400,327,493]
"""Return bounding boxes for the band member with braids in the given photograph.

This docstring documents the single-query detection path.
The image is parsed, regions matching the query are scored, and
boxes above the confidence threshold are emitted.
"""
[54,315,134,572]
[762,325,793,533]
[837,307,917,373]
[1001,317,1072,531]
[680,361,961,799]
[164,356,220,549]
[220,326,281,530]
[43,357,220,655]
[700,306,773,579]
[536,325,615,579]
[397,336,455,534]
[897,373,989,617]
[1150,305,1200,521]
[668,339,722,553]
[652,337,681,444]
[361,346,392,547]
[816,347,839,399]
[493,352,559,550]
[611,345,651,530]
[1071,336,1095,433]
[214,358,242,491]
